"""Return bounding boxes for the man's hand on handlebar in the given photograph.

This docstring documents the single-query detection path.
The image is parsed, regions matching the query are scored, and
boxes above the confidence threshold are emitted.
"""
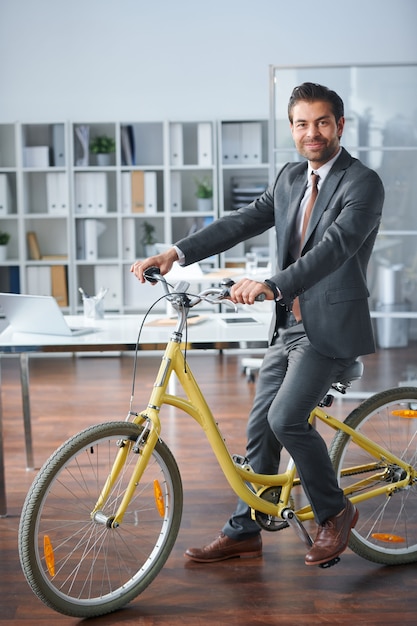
[229,278,275,305]
[130,247,179,283]
[131,249,275,305]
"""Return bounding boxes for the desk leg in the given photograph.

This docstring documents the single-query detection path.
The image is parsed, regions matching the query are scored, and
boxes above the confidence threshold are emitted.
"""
[0,357,7,516]
[20,354,34,470]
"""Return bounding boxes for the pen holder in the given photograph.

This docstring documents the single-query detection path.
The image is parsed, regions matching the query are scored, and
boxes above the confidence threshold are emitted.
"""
[80,288,107,321]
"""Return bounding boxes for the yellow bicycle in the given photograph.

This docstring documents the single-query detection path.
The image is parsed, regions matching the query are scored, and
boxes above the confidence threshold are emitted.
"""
[18,269,417,618]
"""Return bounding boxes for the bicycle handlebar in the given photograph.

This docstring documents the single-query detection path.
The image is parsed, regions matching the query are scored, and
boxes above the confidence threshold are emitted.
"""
[143,266,266,308]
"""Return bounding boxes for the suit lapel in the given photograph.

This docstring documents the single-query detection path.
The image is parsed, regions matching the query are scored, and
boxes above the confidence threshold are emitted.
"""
[279,171,306,267]
[302,151,348,249]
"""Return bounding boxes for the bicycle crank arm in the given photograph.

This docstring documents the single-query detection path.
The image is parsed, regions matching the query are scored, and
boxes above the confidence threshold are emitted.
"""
[282,508,313,548]
[282,509,341,568]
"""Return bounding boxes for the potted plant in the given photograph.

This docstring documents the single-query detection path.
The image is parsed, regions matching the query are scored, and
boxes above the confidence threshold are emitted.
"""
[0,230,10,261]
[141,221,157,257]
[90,135,116,166]
[195,177,213,212]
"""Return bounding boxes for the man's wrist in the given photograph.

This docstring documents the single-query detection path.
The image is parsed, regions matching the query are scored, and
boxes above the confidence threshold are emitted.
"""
[263,279,281,301]
[173,245,185,265]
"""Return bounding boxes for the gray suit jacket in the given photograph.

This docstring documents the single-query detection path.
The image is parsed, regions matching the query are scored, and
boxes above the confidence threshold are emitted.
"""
[176,148,384,359]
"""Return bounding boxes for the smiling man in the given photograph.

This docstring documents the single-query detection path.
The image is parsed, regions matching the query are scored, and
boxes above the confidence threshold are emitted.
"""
[131,82,385,567]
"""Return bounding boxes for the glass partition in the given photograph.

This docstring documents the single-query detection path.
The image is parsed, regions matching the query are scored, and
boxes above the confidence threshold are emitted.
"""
[269,64,417,352]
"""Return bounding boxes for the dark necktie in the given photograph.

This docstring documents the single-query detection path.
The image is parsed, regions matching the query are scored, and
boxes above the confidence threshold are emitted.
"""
[292,172,319,321]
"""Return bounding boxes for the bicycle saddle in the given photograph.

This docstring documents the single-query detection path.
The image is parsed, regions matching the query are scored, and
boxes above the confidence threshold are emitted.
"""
[333,360,363,391]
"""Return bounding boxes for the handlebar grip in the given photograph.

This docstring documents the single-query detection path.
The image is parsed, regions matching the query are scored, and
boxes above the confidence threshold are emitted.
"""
[144,266,161,284]
[220,277,265,302]
[222,289,266,302]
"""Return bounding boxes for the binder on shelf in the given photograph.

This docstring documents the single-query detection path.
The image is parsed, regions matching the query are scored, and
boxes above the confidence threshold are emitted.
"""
[240,122,262,164]
[74,172,107,214]
[0,266,20,293]
[51,265,68,307]
[170,171,182,212]
[27,231,42,260]
[74,173,86,213]
[122,218,136,260]
[121,172,132,213]
[0,174,11,215]
[76,219,85,259]
[131,170,145,213]
[222,123,241,164]
[94,264,122,309]
[170,123,183,166]
[222,122,262,165]
[85,219,98,261]
[46,172,68,214]
[23,146,50,168]
[144,171,157,214]
[94,172,107,213]
[74,125,89,166]
[84,219,106,261]
[8,266,20,293]
[26,265,51,295]
[121,125,136,166]
[197,123,212,166]
[52,124,65,166]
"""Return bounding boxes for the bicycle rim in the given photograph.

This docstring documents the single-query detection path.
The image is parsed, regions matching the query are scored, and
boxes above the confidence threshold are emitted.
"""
[329,387,417,565]
[18,421,183,618]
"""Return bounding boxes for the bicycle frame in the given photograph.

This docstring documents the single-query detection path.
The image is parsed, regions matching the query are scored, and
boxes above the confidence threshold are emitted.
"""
[92,327,415,529]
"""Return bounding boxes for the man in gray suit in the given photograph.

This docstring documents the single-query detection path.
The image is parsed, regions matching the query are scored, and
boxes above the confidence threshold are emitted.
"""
[131,83,384,567]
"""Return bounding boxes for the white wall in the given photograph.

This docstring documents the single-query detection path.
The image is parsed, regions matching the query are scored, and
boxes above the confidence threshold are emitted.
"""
[0,0,416,122]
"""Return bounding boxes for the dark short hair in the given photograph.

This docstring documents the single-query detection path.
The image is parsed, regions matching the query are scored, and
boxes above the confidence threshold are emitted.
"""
[288,82,344,123]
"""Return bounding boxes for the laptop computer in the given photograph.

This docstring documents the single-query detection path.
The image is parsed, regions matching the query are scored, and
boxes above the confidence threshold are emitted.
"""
[0,293,94,336]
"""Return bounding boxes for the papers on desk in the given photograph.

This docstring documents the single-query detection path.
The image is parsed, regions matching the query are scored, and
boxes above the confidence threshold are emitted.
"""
[145,314,208,327]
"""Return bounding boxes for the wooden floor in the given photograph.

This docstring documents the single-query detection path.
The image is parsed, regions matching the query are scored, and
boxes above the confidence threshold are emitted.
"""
[1,345,417,626]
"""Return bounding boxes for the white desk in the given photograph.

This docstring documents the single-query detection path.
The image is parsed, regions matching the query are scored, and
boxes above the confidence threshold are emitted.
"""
[0,312,270,516]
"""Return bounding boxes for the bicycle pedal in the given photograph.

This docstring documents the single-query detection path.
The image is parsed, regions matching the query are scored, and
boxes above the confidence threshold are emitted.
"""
[319,556,341,569]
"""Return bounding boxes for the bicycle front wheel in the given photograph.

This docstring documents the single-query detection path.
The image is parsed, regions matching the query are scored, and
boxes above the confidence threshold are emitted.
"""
[329,387,417,565]
[18,421,183,618]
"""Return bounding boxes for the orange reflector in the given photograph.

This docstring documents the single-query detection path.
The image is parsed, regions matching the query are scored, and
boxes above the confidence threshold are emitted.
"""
[153,480,165,517]
[43,535,55,576]
[371,533,405,543]
[391,410,417,419]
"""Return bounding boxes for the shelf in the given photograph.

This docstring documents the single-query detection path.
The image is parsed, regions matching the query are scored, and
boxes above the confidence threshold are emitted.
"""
[0,117,267,312]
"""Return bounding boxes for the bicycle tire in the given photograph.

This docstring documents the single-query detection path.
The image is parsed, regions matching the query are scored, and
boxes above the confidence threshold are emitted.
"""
[328,386,417,565]
[18,421,183,618]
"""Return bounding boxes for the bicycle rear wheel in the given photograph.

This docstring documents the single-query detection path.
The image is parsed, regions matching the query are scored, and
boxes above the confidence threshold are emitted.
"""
[329,387,417,565]
[18,421,183,618]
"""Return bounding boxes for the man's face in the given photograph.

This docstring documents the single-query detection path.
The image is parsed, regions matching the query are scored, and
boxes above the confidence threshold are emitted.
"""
[290,100,345,168]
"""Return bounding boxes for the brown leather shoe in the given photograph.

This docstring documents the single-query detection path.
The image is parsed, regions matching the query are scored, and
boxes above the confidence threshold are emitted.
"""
[184,532,262,563]
[305,499,359,566]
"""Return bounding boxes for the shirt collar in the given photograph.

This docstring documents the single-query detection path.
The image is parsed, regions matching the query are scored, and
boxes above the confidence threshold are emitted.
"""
[308,147,342,185]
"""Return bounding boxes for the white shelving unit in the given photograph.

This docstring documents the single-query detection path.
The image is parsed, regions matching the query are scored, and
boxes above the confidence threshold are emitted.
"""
[167,120,217,273]
[0,123,19,296]
[217,119,272,270]
[1,118,246,314]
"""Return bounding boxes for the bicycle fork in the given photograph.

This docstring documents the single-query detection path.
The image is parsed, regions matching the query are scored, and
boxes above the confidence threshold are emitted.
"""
[91,345,177,528]
[91,415,161,528]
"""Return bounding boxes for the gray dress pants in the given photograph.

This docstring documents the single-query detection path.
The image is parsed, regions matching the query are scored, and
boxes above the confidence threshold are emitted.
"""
[223,320,356,540]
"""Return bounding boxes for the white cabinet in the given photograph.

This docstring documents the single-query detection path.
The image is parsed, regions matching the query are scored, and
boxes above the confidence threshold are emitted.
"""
[0,117,270,313]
